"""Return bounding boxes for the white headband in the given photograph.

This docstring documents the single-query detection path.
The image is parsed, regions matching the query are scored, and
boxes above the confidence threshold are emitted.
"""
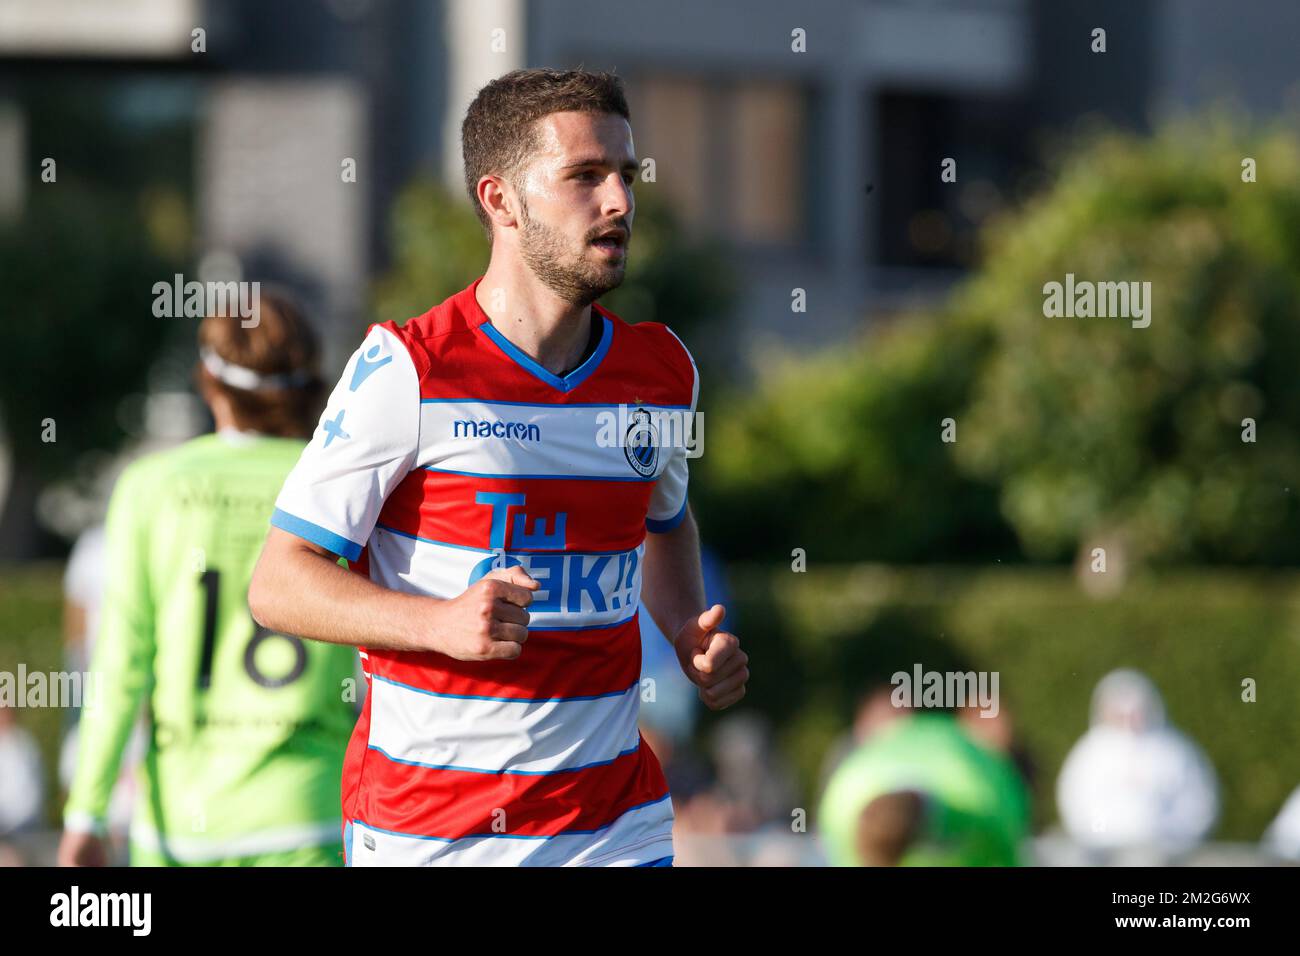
[200,348,314,391]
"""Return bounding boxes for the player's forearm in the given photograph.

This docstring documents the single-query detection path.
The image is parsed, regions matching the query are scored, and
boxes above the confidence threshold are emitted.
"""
[640,505,707,643]
[249,532,437,652]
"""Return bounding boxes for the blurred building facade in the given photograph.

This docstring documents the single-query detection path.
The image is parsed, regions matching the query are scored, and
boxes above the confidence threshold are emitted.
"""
[4,0,1300,364]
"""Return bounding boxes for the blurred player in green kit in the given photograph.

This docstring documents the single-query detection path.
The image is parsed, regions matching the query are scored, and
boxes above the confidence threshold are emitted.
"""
[819,690,1031,867]
[59,292,358,867]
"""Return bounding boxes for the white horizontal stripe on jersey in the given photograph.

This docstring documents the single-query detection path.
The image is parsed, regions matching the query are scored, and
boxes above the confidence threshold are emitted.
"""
[367,676,642,774]
[419,400,693,481]
[130,820,342,862]
[347,794,675,867]
[365,526,645,628]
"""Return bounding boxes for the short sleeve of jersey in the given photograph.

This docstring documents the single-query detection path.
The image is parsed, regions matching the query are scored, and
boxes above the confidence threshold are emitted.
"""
[646,328,699,533]
[271,324,420,560]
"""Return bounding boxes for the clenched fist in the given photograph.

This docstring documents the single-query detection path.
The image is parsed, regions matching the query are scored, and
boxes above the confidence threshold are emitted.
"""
[431,565,539,661]
[673,604,749,710]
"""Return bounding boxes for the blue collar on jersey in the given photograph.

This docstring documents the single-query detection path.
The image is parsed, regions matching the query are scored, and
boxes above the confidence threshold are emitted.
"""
[476,313,614,393]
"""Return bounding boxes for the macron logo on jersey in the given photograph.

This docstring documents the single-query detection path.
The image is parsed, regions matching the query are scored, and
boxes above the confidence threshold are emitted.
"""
[453,419,542,442]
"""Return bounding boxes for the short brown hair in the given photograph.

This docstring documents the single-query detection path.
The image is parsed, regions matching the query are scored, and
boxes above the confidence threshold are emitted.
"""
[193,289,325,439]
[461,68,630,236]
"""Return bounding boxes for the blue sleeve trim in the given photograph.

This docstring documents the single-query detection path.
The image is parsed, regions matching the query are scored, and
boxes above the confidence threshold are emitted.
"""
[271,508,364,561]
[646,498,688,534]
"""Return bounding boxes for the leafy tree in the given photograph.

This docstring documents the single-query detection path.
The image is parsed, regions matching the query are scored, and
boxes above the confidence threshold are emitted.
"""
[699,114,1300,567]
[695,307,1015,563]
[954,115,1300,565]
[0,186,179,557]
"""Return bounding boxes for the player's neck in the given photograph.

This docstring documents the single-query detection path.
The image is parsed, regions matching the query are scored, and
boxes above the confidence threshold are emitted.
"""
[475,265,595,378]
[209,394,263,438]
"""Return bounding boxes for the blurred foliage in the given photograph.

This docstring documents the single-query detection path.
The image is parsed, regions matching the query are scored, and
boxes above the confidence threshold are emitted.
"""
[696,307,1018,563]
[371,180,736,379]
[954,115,1300,564]
[0,79,193,522]
[697,114,1300,566]
[719,562,1300,841]
[372,180,491,327]
[0,564,67,826]
[0,186,181,478]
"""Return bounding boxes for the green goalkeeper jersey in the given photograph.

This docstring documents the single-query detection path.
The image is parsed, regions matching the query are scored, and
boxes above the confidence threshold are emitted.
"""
[818,713,1030,867]
[64,432,357,864]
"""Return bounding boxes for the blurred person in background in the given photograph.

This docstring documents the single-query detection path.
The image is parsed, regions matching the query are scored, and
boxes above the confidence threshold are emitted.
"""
[709,712,800,833]
[0,705,45,841]
[817,686,911,796]
[819,673,1035,799]
[709,713,806,866]
[818,687,1031,867]
[1055,668,1218,859]
[664,712,802,867]
[638,548,738,865]
[60,523,144,860]
[1262,785,1300,861]
[63,525,106,679]
[639,720,739,866]
[640,548,749,864]
[58,291,359,867]
[638,547,729,745]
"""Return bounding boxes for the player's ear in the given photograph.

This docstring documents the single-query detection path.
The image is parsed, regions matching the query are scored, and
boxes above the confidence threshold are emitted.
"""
[478,174,519,232]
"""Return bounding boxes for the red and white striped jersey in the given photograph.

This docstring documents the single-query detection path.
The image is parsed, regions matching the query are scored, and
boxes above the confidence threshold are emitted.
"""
[271,277,697,865]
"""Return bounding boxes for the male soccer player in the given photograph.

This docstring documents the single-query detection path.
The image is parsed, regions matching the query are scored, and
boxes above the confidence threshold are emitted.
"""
[248,68,749,866]
[59,294,358,867]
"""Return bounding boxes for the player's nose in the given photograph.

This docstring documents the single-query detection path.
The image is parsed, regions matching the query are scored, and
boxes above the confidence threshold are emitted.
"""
[600,178,633,221]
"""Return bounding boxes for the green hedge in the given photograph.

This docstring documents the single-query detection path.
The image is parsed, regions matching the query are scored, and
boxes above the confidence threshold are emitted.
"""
[6,563,1298,840]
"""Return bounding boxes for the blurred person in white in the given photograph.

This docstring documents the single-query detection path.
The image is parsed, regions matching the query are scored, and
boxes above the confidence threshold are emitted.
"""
[64,525,106,677]
[1056,669,1218,856]
[0,705,45,836]
[1262,786,1300,861]
[59,523,143,857]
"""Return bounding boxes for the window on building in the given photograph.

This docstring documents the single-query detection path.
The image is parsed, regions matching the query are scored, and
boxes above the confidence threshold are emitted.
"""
[627,73,812,250]
[875,89,1029,270]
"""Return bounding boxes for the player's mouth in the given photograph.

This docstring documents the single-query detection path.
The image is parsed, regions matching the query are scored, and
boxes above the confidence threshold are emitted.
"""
[591,230,627,258]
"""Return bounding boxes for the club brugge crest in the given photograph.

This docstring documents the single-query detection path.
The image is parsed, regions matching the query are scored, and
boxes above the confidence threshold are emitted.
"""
[624,407,659,477]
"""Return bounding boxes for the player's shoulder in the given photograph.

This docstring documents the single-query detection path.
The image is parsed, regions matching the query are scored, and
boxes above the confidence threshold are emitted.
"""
[603,309,698,392]
[367,283,483,379]
[105,435,213,512]
[116,434,213,481]
[115,434,301,490]
[607,310,694,361]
